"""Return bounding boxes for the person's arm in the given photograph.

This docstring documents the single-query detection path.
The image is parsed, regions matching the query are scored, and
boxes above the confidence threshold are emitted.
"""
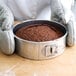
[50,0,75,46]
[0,0,15,55]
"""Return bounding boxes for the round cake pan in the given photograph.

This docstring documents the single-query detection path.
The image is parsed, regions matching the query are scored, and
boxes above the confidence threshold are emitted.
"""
[13,20,67,60]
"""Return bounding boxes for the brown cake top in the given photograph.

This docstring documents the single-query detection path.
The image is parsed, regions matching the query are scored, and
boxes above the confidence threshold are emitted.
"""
[15,24,64,42]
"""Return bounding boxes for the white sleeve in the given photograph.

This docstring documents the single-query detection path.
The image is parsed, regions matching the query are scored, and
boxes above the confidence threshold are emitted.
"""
[6,0,50,20]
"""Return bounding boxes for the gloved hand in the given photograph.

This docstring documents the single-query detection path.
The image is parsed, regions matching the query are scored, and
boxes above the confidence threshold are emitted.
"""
[50,0,75,46]
[0,1,15,55]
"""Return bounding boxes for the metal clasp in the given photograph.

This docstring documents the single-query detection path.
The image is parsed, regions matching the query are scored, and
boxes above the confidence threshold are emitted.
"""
[42,45,57,57]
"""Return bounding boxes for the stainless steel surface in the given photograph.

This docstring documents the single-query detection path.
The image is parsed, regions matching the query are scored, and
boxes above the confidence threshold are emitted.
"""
[13,20,67,60]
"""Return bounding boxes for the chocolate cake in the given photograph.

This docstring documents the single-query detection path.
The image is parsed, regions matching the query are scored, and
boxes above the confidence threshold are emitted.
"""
[15,24,64,42]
